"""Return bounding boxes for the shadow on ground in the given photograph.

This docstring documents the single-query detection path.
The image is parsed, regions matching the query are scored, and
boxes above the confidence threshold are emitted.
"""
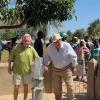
[75,93,87,100]
[62,93,87,100]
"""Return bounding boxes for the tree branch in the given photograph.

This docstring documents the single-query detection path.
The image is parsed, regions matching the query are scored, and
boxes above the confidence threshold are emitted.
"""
[0,18,30,29]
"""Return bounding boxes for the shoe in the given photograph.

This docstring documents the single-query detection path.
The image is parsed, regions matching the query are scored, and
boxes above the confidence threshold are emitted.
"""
[73,98,77,100]
[68,98,77,100]
[81,77,86,82]
[74,76,79,81]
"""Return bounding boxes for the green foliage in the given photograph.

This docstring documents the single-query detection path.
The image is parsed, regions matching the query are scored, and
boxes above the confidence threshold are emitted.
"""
[3,29,16,40]
[0,0,9,8]
[16,0,75,26]
[0,32,3,39]
[88,19,100,39]
[66,30,73,42]
[0,8,19,23]
[7,29,16,39]
[0,0,20,25]
[73,29,86,39]
[0,0,75,33]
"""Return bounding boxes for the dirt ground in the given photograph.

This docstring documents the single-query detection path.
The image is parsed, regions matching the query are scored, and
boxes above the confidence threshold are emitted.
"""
[0,65,87,100]
[0,66,56,100]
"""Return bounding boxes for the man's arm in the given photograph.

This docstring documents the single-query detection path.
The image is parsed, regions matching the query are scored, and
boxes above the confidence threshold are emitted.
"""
[43,52,51,72]
[8,60,12,74]
[8,46,15,74]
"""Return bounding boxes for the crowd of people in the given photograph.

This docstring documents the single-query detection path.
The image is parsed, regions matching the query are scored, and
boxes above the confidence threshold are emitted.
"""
[0,31,100,100]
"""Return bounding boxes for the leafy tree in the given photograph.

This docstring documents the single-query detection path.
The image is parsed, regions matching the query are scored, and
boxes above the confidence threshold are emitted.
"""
[66,30,73,42]
[0,0,9,10]
[0,0,76,29]
[73,29,86,39]
[0,0,18,23]
[3,29,16,40]
[87,19,100,39]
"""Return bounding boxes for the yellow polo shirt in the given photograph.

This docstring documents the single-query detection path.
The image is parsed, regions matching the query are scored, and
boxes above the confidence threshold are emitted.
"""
[9,44,39,75]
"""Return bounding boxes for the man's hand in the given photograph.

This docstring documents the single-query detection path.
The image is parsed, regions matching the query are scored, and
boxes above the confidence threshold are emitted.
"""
[71,67,76,75]
[43,66,48,73]
[8,66,12,74]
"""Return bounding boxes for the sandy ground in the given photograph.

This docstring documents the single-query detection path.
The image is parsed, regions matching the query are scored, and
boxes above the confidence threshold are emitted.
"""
[0,66,56,100]
[0,93,55,100]
[0,63,87,100]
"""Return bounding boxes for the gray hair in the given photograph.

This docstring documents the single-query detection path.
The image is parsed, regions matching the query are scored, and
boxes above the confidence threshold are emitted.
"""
[22,33,32,39]
[22,33,32,42]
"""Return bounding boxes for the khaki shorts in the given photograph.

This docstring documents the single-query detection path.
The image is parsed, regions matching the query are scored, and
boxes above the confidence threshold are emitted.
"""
[13,73,32,85]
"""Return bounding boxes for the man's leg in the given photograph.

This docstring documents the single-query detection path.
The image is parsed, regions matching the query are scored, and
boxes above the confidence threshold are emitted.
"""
[13,74,21,100]
[63,69,75,100]
[23,84,28,100]
[14,85,20,100]
[0,51,1,61]
[23,74,31,100]
[53,72,62,100]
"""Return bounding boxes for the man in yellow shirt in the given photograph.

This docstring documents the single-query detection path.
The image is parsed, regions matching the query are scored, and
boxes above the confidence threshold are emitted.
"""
[8,33,39,100]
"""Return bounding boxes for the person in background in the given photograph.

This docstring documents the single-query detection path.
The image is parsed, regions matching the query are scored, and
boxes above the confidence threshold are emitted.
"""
[0,40,3,61]
[60,32,67,42]
[90,39,100,62]
[84,36,93,51]
[46,37,53,47]
[71,37,79,50]
[43,33,77,100]
[99,38,100,45]
[34,31,44,57]
[95,38,100,97]
[6,36,18,54]
[74,40,90,81]
[8,33,39,100]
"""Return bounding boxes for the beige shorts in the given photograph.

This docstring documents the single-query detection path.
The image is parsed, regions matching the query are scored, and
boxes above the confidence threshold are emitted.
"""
[13,73,32,85]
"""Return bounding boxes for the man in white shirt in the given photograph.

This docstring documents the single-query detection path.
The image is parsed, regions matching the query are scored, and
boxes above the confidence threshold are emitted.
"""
[43,33,78,100]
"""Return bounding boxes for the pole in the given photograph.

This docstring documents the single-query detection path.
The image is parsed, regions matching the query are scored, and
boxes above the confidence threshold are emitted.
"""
[32,57,44,100]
